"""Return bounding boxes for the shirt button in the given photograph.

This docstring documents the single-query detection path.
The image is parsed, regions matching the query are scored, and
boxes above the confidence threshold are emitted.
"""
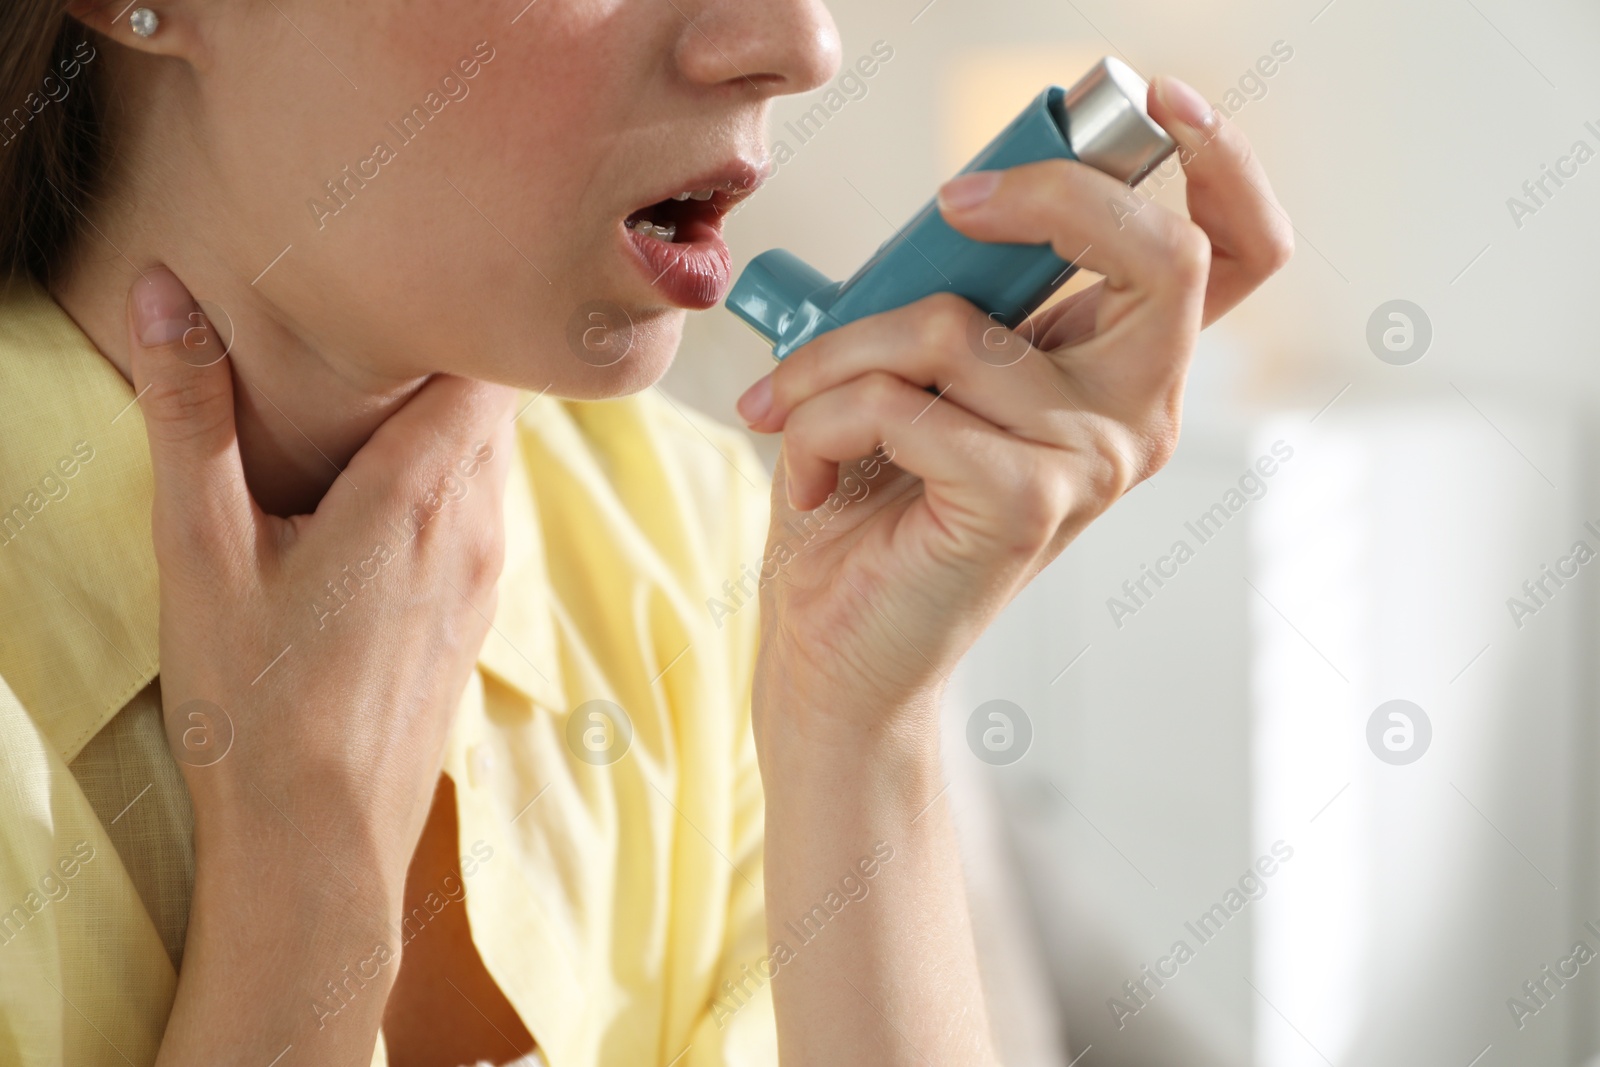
[467,744,495,788]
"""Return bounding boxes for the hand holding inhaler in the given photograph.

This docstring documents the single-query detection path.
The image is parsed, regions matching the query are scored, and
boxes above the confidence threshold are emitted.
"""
[733,60,1294,720]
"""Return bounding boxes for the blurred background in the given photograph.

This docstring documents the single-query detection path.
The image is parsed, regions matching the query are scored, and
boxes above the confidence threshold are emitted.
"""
[661,1,1600,1064]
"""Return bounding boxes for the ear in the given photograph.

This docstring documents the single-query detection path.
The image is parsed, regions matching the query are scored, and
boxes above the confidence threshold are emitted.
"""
[65,0,199,59]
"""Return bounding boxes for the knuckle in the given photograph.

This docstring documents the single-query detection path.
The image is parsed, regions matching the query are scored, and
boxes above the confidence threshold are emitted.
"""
[1086,445,1131,507]
[1257,219,1296,275]
[1067,422,1146,518]
[1163,223,1212,290]
[856,371,908,418]
[143,376,231,441]
[916,295,972,352]
[457,522,507,594]
[779,393,832,452]
[998,456,1069,554]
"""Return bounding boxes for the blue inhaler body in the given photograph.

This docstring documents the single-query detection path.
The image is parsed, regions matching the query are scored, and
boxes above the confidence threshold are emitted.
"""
[727,58,1178,360]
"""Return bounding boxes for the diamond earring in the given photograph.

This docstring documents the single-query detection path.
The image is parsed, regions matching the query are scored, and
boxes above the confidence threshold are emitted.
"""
[129,8,160,37]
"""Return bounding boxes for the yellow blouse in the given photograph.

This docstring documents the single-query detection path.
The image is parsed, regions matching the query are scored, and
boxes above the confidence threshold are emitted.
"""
[0,279,776,1067]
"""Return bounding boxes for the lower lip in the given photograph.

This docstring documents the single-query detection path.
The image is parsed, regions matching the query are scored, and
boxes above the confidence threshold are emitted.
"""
[621,214,733,310]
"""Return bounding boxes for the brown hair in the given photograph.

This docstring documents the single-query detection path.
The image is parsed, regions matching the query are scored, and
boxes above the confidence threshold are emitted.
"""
[0,2,105,286]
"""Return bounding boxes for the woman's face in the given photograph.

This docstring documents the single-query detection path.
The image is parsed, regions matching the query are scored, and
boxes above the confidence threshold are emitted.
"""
[172,0,840,396]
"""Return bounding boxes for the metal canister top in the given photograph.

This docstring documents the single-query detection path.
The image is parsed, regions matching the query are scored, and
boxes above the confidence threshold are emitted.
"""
[1061,57,1177,184]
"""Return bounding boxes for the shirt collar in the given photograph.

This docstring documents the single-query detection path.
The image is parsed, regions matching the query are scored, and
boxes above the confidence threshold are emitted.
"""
[0,279,562,764]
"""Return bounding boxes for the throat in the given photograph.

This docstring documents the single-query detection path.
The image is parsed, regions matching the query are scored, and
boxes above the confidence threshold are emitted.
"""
[50,252,426,519]
[228,368,424,518]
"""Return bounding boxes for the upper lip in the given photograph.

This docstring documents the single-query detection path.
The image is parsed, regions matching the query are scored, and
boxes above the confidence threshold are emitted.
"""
[626,156,771,219]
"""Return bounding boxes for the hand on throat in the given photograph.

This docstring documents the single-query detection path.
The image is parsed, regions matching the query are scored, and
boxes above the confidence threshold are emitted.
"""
[52,249,428,518]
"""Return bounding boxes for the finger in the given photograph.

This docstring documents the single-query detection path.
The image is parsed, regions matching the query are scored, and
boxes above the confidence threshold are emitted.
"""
[127,267,257,554]
[423,413,515,595]
[748,294,1068,445]
[1147,76,1295,324]
[328,374,517,520]
[430,412,517,544]
[935,158,1212,311]
[476,415,517,503]
[779,372,1078,563]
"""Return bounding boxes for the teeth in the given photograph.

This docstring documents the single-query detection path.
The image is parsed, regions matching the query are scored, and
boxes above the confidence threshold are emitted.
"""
[672,189,718,201]
[629,219,678,242]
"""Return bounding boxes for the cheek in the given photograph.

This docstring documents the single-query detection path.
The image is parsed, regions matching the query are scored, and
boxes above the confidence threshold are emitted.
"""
[207,0,680,392]
[444,9,667,254]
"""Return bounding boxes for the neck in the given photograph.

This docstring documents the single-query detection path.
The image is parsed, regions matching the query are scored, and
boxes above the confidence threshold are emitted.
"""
[51,240,426,518]
[44,52,435,518]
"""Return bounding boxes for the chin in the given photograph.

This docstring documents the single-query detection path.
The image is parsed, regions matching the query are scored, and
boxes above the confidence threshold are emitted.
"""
[509,305,686,401]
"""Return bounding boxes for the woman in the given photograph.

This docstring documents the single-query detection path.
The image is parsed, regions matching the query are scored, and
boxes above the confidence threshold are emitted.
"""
[0,0,1291,1065]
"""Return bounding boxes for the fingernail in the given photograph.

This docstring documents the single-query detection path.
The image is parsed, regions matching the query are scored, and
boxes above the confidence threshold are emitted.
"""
[736,373,773,426]
[131,268,196,347]
[1156,77,1220,136]
[938,171,1001,212]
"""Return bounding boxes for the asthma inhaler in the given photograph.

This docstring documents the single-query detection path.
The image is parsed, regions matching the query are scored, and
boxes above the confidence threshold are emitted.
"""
[726,58,1177,360]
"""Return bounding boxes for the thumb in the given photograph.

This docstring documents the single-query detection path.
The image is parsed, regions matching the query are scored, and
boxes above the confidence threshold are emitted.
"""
[127,267,256,554]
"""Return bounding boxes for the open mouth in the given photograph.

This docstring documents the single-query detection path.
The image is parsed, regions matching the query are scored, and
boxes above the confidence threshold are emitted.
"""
[619,170,764,309]
[623,187,731,245]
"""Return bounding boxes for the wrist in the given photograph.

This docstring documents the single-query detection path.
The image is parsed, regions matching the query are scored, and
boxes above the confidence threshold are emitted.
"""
[753,686,945,808]
[176,847,404,1056]
[190,787,410,920]
[753,646,945,745]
